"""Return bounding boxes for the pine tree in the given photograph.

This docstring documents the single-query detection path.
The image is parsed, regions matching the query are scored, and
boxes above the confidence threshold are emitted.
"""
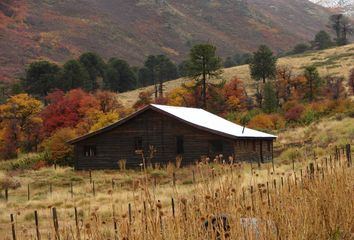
[313,31,333,49]
[187,44,222,109]
[23,61,61,97]
[304,66,322,102]
[79,52,106,91]
[250,45,277,83]
[263,82,278,113]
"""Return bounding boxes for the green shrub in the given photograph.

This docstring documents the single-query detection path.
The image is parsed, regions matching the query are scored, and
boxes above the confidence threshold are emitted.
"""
[278,148,302,162]
[0,153,48,171]
[302,109,318,125]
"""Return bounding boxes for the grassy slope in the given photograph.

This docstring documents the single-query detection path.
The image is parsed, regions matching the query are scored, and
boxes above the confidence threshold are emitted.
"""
[118,43,354,106]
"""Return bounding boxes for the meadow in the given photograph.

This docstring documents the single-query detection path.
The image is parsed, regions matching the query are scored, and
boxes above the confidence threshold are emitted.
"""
[118,43,354,107]
[0,142,352,240]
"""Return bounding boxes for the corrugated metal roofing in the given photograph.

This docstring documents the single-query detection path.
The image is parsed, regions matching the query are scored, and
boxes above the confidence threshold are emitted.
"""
[151,104,277,139]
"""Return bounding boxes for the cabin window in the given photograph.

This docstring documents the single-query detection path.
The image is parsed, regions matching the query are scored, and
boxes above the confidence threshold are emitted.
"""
[176,136,184,154]
[210,140,223,153]
[134,137,143,150]
[83,146,97,157]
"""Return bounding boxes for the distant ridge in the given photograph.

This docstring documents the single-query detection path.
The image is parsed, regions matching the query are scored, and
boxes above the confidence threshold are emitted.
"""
[0,0,333,82]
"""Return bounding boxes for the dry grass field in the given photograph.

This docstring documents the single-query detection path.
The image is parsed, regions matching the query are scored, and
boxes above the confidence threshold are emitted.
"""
[0,151,352,240]
[0,92,353,239]
[118,43,354,106]
[0,113,353,240]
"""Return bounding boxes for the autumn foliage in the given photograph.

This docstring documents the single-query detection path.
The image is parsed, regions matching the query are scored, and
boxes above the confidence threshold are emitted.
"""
[0,89,128,161]
[0,63,353,163]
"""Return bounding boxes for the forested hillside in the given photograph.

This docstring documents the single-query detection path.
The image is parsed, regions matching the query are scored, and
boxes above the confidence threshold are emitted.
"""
[0,0,332,81]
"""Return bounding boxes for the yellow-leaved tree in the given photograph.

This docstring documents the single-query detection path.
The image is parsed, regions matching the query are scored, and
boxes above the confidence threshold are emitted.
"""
[0,94,43,158]
[41,128,78,165]
[90,112,119,132]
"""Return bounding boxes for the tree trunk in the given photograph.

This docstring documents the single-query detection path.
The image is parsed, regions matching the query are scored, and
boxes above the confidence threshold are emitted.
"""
[202,58,207,109]
[150,69,158,100]
[159,78,163,97]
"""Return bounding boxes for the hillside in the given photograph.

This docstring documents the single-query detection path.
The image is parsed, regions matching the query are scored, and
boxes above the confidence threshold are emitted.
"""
[311,0,354,15]
[118,43,354,106]
[0,0,332,82]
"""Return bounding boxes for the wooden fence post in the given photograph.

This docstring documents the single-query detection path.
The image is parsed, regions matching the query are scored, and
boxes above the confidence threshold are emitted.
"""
[52,208,60,240]
[128,203,132,225]
[250,186,254,212]
[27,184,30,201]
[242,187,245,202]
[5,188,8,201]
[266,182,270,207]
[113,213,118,240]
[143,201,148,235]
[111,179,115,190]
[309,163,315,179]
[346,144,352,167]
[171,198,175,217]
[172,172,176,187]
[74,207,80,240]
[34,210,40,240]
[280,177,284,188]
[192,170,195,184]
[70,182,73,198]
[89,170,92,183]
[10,213,16,240]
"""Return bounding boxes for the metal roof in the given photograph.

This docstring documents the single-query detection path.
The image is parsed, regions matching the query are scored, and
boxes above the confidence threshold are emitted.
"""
[69,104,276,144]
[151,104,277,139]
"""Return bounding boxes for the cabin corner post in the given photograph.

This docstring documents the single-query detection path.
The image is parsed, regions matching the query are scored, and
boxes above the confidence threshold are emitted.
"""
[74,144,79,170]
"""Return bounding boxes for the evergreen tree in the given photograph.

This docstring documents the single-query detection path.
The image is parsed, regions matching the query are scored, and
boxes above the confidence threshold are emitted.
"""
[187,43,222,109]
[61,60,90,91]
[104,58,136,92]
[155,55,178,96]
[250,45,277,83]
[313,31,333,50]
[292,43,310,54]
[178,60,190,77]
[23,61,61,97]
[79,52,106,91]
[138,67,151,87]
[223,56,235,68]
[144,55,159,98]
[304,66,322,102]
[329,14,353,46]
[233,53,252,65]
[144,55,177,97]
[263,82,278,113]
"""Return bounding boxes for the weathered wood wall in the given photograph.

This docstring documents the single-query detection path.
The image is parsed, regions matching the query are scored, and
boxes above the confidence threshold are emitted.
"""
[73,109,273,170]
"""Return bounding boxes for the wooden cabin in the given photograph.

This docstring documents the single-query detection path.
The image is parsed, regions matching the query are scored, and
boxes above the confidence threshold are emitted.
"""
[69,104,277,170]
